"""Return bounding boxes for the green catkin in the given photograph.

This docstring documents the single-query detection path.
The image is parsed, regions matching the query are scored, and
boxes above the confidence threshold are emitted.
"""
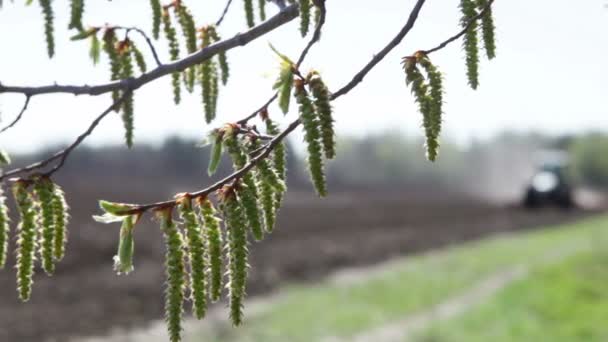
[418,55,444,148]
[197,198,223,302]
[200,27,216,123]
[308,73,336,159]
[33,177,56,275]
[113,215,136,275]
[162,9,181,104]
[119,43,135,148]
[130,42,147,73]
[176,3,197,92]
[298,0,311,37]
[259,176,276,233]
[50,185,68,261]
[460,0,480,90]
[201,59,214,123]
[207,27,230,86]
[178,196,208,320]
[103,30,121,107]
[243,0,255,28]
[158,209,186,342]
[264,117,287,209]
[13,181,37,302]
[220,188,249,326]
[258,0,266,21]
[247,137,283,232]
[207,130,223,176]
[223,132,264,240]
[68,0,84,30]
[39,0,54,58]
[294,80,327,197]
[176,3,197,54]
[89,33,100,65]
[403,56,438,161]
[209,61,220,118]
[248,137,286,193]
[150,0,162,39]
[476,0,496,59]
[0,187,10,269]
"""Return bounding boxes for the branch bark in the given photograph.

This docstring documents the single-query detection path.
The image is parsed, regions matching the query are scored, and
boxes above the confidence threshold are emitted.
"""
[0,4,299,97]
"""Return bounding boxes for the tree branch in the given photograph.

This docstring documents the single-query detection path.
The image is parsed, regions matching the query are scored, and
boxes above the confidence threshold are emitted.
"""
[114,0,430,215]
[423,0,496,55]
[330,0,426,100]
[0,4,299,97]
[116,26,163,67]
[0,95,31,134]
[215,0,234,26]
[0,94,128,181]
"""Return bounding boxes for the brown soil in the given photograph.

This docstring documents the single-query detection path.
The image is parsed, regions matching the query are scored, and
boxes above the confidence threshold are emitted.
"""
[0,190,595,342]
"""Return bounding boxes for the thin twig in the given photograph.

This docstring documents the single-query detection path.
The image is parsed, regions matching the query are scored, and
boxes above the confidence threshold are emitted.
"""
[215,0,234,26]
[330,0,426,100]
[0,95,31,134]
[423,0,496,55]
[116,26,163,67]
[0,94,128,181]
[0,5,299,97]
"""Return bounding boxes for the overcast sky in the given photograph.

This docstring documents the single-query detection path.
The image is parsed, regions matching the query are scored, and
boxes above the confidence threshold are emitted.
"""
[0,0,606,153]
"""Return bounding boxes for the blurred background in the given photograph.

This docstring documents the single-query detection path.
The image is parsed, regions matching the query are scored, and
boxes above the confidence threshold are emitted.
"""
[0,0,607,341]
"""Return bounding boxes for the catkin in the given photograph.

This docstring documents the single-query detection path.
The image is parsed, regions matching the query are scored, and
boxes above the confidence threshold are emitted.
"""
[130,42,147,73]
[207,27,230,86]
[223,131,264,240]
[403,56,437,161]
[178,196,208,320]
[176,3,197,92]
[162,8,181,104]
[33,177,56,275]
[68,0,84,31]
[0,187,10,269]
[209,61,220,119]
[264,117,287,209]
[119,41,135,148]
[248,137,286,193]
[247,136,283,232]
[460,0,480,89]
[258,0,266,21]
[51,185,68,262]
[418,55,444,150]
[220,187,249,326]
[103,29,121,107]
[39,0,54,58]
[243,0,255,28]
[150,0,162,39]
[476,0,496,59]
[308,72,336,159]
[158,209,186,342]
[113,215,136,275]
[200,27,217,123]
[295,80,327,197]
[197,197,223,302]
[13,181,37,302]
[298,0,311,37]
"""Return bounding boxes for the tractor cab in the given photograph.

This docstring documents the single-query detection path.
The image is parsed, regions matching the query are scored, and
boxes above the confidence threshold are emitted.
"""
[523,151,573,209]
